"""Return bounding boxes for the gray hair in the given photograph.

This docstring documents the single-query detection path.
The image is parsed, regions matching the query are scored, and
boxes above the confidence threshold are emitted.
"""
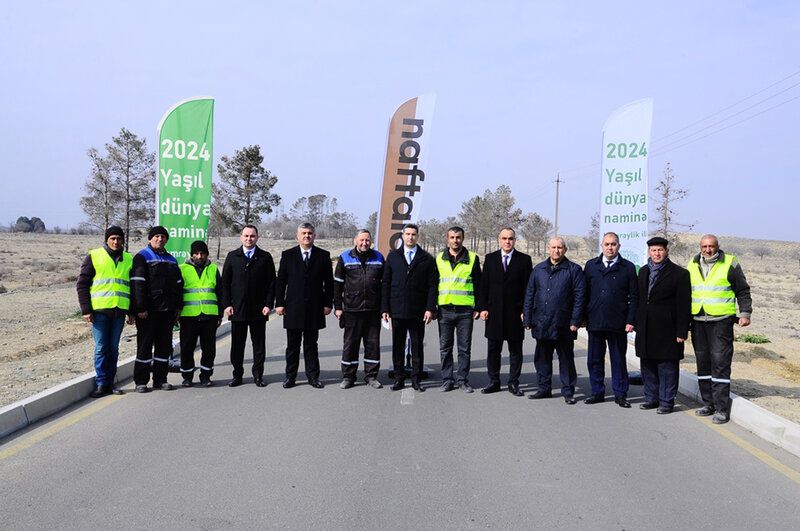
[297,222,315,233]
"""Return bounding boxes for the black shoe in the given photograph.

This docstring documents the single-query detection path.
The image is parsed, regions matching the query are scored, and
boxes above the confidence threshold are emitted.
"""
[135,385,150,393]
[181,379,192,388]
[440,381,455,392]
[528,390,552,399]
[584,394,605,404]
[110,387,124,395]
[411,380,424,392]
[308,379,324,389]
[153,382,174,391]
[564,395,577,405]
[228,378,243,388]
[695,405,715,417]
[390,379,405,391]
[254,378,267,387]
[639,401,658,410]
[615,396,631,408]
[481,383,501,394]
[89,385,107,398]
[282,379,296,389]
[657,406,674,415]
[507,383,524,397]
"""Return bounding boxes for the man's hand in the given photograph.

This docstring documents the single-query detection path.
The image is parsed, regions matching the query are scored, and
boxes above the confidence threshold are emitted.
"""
[480,310,489,321]
[625,324,635,333]
[224,306,234,317]
[137,311,148,319]
[126,314,135,325]
[423,311,433,325]
[382,312,390,322]
[569,325,578,332]
[335,310,343,320]
[739,317,751,327]
[276,306,285,316]
[676,337,685,343]
[472,311,480,320]
[323,306,332,316]
[83,313,93,324]
[262,306,271,316]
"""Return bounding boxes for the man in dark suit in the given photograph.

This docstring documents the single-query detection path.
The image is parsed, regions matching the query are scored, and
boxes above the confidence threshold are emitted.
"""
[220,224,276,387]
[476,228,532,396]
[381,223,438,392]
[275,222,334,389]
[635,236,691,414]
[582,232,639,408]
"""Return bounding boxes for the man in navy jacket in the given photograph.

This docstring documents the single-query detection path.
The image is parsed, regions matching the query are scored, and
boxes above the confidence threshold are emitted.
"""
[582,232,638,408]
[523,237,586,404]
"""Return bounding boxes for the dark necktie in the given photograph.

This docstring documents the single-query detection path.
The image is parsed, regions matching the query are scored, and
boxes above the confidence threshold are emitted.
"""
[503,254,509,272]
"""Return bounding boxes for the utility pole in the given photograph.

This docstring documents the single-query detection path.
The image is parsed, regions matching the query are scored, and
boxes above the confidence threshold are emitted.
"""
[553,173,562,237]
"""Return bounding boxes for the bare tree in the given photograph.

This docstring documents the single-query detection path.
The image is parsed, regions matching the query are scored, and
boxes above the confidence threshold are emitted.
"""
[584,211,600,254]
[519,212,553,256]
[366,211,377,238]
[80,147,119,233]
[215,145,280,233]
[105,128,156,250]
[651,162,694,252]
[752,245,771,261]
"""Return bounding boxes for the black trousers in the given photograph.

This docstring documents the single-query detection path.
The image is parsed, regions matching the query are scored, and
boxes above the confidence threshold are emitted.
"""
[341,312,381,382]
[134,311,174,386]
[230,320,266,380]
[285,328,321,382]
[486,336,523,386]
[391,317,425,382]
[179,317,217,381]
[692,317,735,414]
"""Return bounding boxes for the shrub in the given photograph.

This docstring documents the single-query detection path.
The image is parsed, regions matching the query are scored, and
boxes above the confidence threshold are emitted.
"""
[735,333,771,344]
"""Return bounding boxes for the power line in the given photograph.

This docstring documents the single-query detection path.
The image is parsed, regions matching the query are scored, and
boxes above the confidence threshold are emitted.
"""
[652,69,800,143]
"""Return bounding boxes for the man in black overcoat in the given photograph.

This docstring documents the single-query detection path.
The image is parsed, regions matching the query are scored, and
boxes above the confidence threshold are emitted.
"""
[220,224,276,387]
[274,222,334,389]
[381,223,438,392]
[476,228,532,396]
[634,236,691,414]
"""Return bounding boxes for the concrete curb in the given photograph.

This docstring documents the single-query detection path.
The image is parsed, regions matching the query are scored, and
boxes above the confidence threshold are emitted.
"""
[3,323,799,460]
[578,329,800,459]
[0,321,231,439]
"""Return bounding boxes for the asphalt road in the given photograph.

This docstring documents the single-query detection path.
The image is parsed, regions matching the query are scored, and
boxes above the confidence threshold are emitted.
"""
[2,317,799,530]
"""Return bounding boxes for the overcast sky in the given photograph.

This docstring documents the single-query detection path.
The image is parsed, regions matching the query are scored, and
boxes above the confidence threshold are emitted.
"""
[1,1,798,242]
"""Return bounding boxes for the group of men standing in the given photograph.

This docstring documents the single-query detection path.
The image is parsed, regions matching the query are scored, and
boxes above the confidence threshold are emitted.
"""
[78,222,751,425]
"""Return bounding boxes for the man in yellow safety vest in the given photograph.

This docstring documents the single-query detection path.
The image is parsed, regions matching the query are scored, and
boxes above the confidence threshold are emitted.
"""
[436,226,481,393]
[76,226,134,397]
[179,240,222,387]
[688,234,752,424]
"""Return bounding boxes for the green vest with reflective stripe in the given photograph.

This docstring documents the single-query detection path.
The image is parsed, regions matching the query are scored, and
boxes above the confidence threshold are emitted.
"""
[89,248,132,311]
[180,263,218,317]
[436,250,477,306]
[688,254,736,316]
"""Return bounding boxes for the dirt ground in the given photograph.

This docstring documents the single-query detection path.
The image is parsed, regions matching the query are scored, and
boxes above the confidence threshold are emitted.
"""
[1,232,799,424]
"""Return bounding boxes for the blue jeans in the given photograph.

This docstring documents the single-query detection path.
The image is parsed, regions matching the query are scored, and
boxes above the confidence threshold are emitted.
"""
[92,312,125,386]
[438,307,474,384]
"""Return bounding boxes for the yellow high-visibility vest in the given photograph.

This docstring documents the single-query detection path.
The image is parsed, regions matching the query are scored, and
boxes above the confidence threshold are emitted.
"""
[688,254,736,316]
[436,250,477,306]
[89,248,132,311]
[179,263,219,317]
